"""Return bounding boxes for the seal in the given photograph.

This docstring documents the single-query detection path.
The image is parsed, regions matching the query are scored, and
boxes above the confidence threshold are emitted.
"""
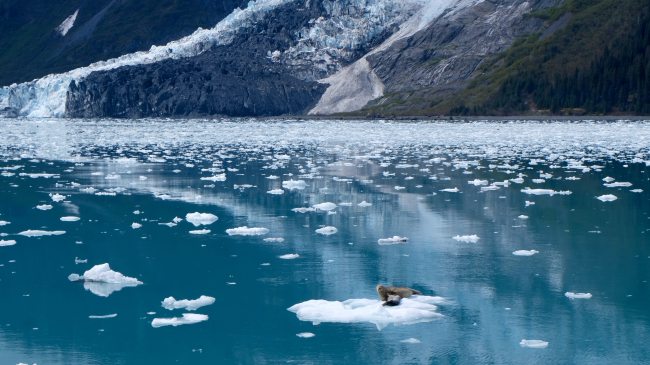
[376,284,422,301]
[382,295,402,306]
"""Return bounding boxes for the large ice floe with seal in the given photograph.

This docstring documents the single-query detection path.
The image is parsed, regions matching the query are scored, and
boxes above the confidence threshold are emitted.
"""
[68,263,143,297]
[288,295,444,331]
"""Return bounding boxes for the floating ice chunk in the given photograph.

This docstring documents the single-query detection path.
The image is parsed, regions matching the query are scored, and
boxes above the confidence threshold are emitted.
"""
[185,212,218,226]
[510,178,524,184]
[263,238,284,242]
[0,221,9,226]
[19,172,59,178]
[69,263,142,284]
[602,177,615,182]
[521,188,571,196]
[525,201,535,207]
[313,202,337,211]
[292,207,317,213]
[172,217,183,223]
[133,210,141,214]
[357,201,372,207]
[280,254,299,259]
[596,194,617,202]
[200,174,226,182]
[440,188,459,193]
[394,186,405,190]
[481,186,500,191]
[316,226,338,235]
[226,226,269,236]
[631,189,643,193]
[89,314,117,319]
[60,216,80,222]
[162,295,215,311]
[520,339,548,348]
[152,313,208,328]
[50,193,65,202]
[378,236,408,245]
[90,172,104,176]
[565,292,592,299]
[604,182,632,187]
[513,250,539,256]
[131,223,142,229]
[189,229,211,234]
[75,257,87,264]
[518,215,529,219]
[267,189,284,195]
[296,332,315,338]
[288,296,444,331]
[468,179,488,186]
[266,175,279,179]
[18,230,65,237]
[452,235,480,243]
[282,179,307,190]
[80,187,97,193]
[36,204,53,210]
[339,202,353,206]
[159,222,177,227]
[95,192,116,196]
[139,176,148,180]
[105,174,120,180]
[401,338,420,343]
[565,176,580,181]
[0,240,16,246]
[532,179,545,183]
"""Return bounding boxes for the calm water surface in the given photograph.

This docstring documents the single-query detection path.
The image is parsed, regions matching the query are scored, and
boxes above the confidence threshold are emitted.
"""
[0,119,649,364]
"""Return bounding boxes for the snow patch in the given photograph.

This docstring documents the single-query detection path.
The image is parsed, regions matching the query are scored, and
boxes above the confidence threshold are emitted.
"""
[56,9,79,36]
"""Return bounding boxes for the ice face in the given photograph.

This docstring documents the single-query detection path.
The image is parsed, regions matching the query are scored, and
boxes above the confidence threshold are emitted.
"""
[162,295,216,311]
[151,313,209,328]
[185,212,219,226]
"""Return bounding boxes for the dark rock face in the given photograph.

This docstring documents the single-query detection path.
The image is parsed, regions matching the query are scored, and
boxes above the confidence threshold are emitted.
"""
[65,2,330,118]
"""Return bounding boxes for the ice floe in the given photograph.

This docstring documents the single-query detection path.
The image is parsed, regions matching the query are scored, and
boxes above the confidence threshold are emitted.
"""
[152,313,208,328]
[279,254,299,259]
[0,221,9,226]
[518,215,529,219]
[288,296,444,331]
[602,177,615,182]
[596,194,617,202]
[18,230,65,237]
[316,226,338,235]
[263,238,284,242]
[201,174,226,182]
[131,223,142,229]
[357,201,372,207]
[521,188,571,196]
[226,226,269,236]
[452,235,480,243]
[630,189,643,193]
[162,295,215,311]
[89,314,117,319]
[604,182,632,187]
[440,187,459,193]
[565,292,592,299]
[68,263,142,297]
[267,189,284,195]
[313,202,337,211]
[401,338,421,343]
[292,207,317,213]
[185,212,218,226]
[50,193,65,202]
[512,250,539,256]
[468,179,488,186]
[189,229,211,234]
[296,332,315,338]
[0,240,16,246]
[520,339,548,348]
[378,236,408,245]
[60,216,80,222]
[36,204,53,210]
[282,179,306,190]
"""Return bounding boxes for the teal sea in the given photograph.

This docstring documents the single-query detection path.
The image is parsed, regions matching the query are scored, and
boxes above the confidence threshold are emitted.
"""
[0,119,649,364]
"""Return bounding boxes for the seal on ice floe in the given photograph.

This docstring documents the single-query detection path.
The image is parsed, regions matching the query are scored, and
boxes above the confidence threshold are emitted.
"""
[377,285,422,306]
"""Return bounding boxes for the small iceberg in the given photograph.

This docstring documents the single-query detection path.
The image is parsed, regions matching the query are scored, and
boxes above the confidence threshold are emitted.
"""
[60,216,80,222]
[401,338,421,343]
[0,221,10,226]
[596,194,617,202]
[50,193,66,202]
[267,189,284,195]
[440,187,459,193]
[288,296,444,331]
[263,238,284,242]
[292,207,317,213]
[162,295,215,311]
[18,230,66,237]
[89,314,117,319]
[36,204,53,210]
[200,174,226,182]
[185,212,218,226]
[565,292,592,299]
[313,202,337,211]
[68,263,142,297]
[280,254,299,259]
[452,235,480,243]
[630,189,643,193]
[152,313,208,328]
[604,182,632,187]
[226,226,269,236]
[282,179,307,190]
[131,223,142,229]
[521,188,571,196]
[518,215,529,219]
[602,176,615,182]
[0,240,16,246]
[296,332,315,338]
[189,229,211,234]
[357,201,372,207]
[512,250,539,256]
[316,226,338,235]
[520,339,548,348]
[468,179,488,186]
[378,236,408,245]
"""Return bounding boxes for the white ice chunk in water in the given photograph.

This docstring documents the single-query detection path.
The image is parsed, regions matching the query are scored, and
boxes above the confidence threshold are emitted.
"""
[630,189,643,193]
[60,216,80,222]
[452,235,480,243]
[378,236,408,245]
[401,338,421,343]
[518,215,529,219]
[282,179,306,190]
[201,174,226,182]
[226,226,269,236]
[565,292,592,299]
[50,193,66,202]
[596,194,617,202]
[263,238,284,242]
[521,188,571,196]
[162,295,215,311]
[18,230,65,237]
[280,254,299,259]
[296,332,315,338]
[292,207,317,213]
[0,240,16,246]
[520,339,548,348]
[172,217,183,223]
[189,229,211,234]
[604,182,632,187]
[357,201,372,207]
[440,187,459,193]
[316,226,338,235]
[602,177,615,182]
[185,212,218,226]
[131,223,142,229]
[68,263,142,297]
[512,250,539,256]
[313,202,337,211]
[267,189,284,195]
[468,179,488,186]
[0,221,9,226]
[151,313,208,328]
[525,201,535,207]
[288,296,444,331]
[89,314,117,319]
[36,204,53,210]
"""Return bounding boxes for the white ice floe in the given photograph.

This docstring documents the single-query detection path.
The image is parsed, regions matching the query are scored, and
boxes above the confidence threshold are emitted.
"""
[263,237,284,242]
[201,174,226,182]
[75,257,87,264]
[510,178,525,184]
[296,332,315,338]
[292,207,317,213]
[189,229,211,234]
[525,201,535,207]
[131,223,142,229]
[316,226,338,235]
[282,179,306,190]
[18,230,65,237]
[0,221,9,226]
[50,193,65,202]
[602,177,615,182]
[596,194,617,202]
[288,296,444,331]
[452,235,480,243]
[173,217,183,223]
[152,313,208,328]
[266,175,279,179]
[0,240,16,246]
[357,201,372,207]
[401,338,421,343]
[162,295,215,311]
[105,174,120,180]
[520,339,548,348]
[630,189,643,193]
[518,215,529,219]
[468,179,488,186]
[394,186,405,190]
[440,188,459,193]
[565,292,592,299]
[79,187,97,193]
[226,226,269,236]
[68,263,142,297]
[378,236,408,245]
[604,182,632,187]
[89,314,117,319]
[60,216,80,222]
[279,254,299,259]
[139,176,148,180]
[36,204,53,210]
[313,202,337,211]
[159,222,177,227]
[185,212,218,226]
[532,179,546,183]
[521,188,572,196]
[267,189,284,195]
[512,250,539,256]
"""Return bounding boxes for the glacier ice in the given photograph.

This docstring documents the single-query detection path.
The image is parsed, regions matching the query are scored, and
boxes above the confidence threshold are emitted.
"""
[152,313,208,328]
[565,292,592,299]
[162,295,216,311]
[282,179,307,190]
[226,226,269,236]
[89,314,117,319]
[296,332,315,338]
[596,194,617,202]
[316,226,338,235]
[280,253,299,259]
[68,263,142,297]
[313,202,337,211]
[60,216,80,222]
[0,239,16,246]
[18,230,66,237]
[185,212,218,226]
[512,250,538,256]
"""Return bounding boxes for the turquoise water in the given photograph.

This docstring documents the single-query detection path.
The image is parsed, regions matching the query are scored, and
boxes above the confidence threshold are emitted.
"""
[0,119,649,364]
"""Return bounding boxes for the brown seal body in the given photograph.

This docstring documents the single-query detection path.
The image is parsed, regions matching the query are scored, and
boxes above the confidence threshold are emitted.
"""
[382,295,402,306]
[376,284,422,301]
